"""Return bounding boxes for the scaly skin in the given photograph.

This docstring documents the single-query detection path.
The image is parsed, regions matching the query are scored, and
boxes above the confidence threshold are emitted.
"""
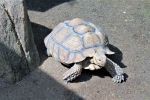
[84,57,124,83]
[63,63,82,82]
[63,57,124,83]
[105,58,124,83]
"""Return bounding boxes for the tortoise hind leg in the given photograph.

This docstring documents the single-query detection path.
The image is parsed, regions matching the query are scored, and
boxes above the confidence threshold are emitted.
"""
[63,63,82,82]
[105,58,124,83]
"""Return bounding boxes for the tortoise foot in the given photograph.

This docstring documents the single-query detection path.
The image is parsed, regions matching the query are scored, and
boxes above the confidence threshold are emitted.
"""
[112,74,124,83]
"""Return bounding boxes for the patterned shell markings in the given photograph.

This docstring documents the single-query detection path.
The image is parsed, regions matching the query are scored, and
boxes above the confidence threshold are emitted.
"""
[44,18,108,64]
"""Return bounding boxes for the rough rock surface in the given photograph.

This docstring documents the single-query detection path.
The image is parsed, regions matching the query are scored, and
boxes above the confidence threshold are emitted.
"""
[0,0,39,84]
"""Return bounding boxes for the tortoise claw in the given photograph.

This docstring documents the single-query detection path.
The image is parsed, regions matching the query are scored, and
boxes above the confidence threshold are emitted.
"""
[112,74,124,83]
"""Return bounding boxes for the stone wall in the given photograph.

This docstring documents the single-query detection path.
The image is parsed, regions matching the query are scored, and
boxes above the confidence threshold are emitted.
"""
[0,0,40,83]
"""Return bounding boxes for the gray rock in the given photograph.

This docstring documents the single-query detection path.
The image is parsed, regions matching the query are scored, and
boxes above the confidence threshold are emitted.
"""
[0,0,40,84]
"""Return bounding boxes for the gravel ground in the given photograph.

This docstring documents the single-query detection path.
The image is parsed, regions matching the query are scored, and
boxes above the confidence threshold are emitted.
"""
[0,0,150,100]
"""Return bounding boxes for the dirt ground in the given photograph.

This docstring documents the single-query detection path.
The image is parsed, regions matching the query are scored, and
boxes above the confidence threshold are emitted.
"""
[0,0,150,100]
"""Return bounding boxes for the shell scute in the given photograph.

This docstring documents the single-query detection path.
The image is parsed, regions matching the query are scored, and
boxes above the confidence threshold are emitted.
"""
[59,46,70,62]
[68,18,84,26]
[83,32,100,48]
[54,26,71,43]
[83,48,95,57]
[63,35,83,51]
[74,25,95,35]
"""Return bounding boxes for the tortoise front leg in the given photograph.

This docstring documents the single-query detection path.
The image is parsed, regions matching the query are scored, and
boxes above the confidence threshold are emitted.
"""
[105,58,124,83]
[63,62,82,82]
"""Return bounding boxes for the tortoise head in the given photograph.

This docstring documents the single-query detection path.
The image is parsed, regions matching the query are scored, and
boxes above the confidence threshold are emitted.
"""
[93,47,114,66]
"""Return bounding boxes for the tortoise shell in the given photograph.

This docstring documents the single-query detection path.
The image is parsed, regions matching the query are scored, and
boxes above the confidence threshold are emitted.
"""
[44,18,108,64]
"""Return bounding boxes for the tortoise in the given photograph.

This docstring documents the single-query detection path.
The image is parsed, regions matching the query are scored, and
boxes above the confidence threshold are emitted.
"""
[44,18,124,83]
